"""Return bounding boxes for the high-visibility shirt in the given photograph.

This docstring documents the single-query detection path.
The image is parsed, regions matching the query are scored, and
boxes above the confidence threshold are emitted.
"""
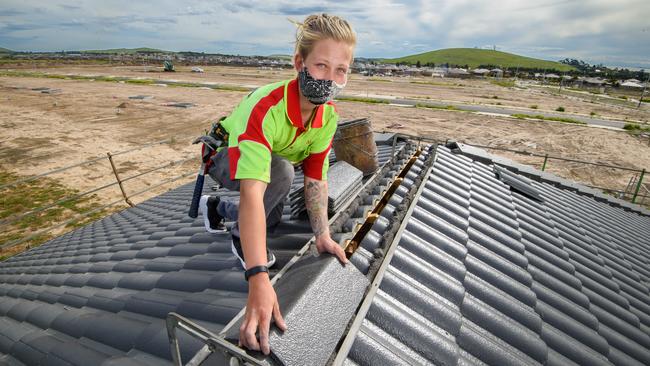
[220,78,339,183]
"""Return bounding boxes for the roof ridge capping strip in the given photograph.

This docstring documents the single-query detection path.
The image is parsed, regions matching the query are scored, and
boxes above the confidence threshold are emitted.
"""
[493,165,544,202]
[332,149,439,365]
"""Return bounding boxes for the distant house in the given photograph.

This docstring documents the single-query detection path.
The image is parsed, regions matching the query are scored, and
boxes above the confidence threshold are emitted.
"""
[620,81,644,89]
[472,68,490,77]
[403,67,421,76]
[582,77,606,86]
[489,68,504,77]
[431,67,447,77]
[448,68,470,78]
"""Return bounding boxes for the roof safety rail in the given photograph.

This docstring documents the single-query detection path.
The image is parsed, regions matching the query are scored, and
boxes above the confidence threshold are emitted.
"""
[166,312,264,366]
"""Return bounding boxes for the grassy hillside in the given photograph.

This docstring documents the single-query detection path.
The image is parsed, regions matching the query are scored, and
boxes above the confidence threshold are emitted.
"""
[80,47,169,54]
[385,48,574,71]
[267,54,293,60]
[0,47,14,54]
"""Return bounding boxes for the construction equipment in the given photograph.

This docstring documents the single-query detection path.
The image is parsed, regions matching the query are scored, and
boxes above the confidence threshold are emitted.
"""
[164,60,175,72]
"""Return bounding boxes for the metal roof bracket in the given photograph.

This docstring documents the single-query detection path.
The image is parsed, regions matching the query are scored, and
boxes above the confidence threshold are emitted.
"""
[166,312,265,366]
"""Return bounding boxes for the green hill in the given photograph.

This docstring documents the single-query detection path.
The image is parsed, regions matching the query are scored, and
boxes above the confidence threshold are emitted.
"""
[0,47,14,54]
[267,54,293,60]
[80,47,169,54]
[385,48,574,71]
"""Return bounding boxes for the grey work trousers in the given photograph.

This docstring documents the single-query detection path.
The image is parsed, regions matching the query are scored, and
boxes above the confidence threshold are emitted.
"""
[207,148,295,238]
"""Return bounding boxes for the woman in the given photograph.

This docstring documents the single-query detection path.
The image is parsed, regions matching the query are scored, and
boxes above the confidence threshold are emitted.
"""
[200,13,356,354]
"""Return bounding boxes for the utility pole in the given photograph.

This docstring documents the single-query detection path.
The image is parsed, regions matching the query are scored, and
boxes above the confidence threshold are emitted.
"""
[639,73,648,109]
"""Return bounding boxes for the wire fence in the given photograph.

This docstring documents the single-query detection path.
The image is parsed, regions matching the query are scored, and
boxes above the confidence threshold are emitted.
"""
[469,142,649,205]
[391,132,649,205]
[0,134,200,252]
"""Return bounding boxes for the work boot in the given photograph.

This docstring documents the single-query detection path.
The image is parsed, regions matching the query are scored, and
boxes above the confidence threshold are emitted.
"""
[231,234,276,270]
[199,195,226,233]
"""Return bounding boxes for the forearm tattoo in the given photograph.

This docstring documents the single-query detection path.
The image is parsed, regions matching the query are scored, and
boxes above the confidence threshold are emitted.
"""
[305,180,328,237]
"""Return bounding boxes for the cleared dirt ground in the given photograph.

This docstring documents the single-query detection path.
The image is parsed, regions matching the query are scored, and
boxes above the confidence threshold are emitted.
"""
[1,64,649,231]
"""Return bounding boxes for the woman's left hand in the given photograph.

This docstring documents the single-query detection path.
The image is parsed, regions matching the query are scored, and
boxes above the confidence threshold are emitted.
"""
[314,234,349,264]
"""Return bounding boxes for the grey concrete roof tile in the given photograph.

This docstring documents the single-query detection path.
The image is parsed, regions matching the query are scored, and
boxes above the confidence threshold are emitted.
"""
[390,248,465,305]
[399,230,465,281]
[86,292,131,314]
[540,322,611,366]
[408,210,468,252]
[9,335,53,366]
[468,219,526,260]
[380,267,462,335]
[626,300,650,329]
[465,255,536,306]
[428,174,471,201]
[581,284,637,326]
[85,273,122,289]
[0,354,27,366]
[364,290,460,365]
[82,313,151,352]
[45,339,115,366]
[134,247,171,259]
[570,261,630,298]
[535,300,608,354]
[413,195,468,233]
[597,321,650,365]
[464,273,542,333]
[590,302,649,347]
[525,251,581,289]
[347,325,420,366]
[457,318,542,366]
[460,293,547,363]
[466,241,532,286]
[606,346,648,366]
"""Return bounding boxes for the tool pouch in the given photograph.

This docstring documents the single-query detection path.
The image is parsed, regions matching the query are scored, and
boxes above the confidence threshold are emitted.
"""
[209,116,229,144]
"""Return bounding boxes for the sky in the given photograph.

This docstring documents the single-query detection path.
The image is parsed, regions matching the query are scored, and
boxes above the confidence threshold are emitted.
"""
[1,0,649,68]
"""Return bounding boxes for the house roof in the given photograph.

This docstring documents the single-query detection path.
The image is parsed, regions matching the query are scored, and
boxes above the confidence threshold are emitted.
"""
[0,140,406,366]
[2,138,650,366]
[621,81,643,88]
[339,144,650,366]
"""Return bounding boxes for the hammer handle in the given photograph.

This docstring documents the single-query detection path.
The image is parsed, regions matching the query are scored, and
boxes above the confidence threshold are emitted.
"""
[188,167,205,218]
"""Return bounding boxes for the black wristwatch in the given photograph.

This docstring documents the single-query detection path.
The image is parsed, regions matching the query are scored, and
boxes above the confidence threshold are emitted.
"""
[245,265,269,281]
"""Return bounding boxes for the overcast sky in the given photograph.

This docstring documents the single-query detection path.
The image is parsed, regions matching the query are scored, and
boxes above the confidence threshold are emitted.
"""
[1,0,649,68]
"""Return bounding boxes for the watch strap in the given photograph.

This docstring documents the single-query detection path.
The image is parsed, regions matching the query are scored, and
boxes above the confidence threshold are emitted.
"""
[244,265,269,281]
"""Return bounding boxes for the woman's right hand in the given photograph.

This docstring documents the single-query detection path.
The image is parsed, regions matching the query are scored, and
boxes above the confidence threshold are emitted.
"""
[239,272,287,355]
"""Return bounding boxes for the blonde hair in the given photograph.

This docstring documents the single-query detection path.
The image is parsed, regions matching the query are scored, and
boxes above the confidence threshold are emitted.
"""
[290,13,356,60]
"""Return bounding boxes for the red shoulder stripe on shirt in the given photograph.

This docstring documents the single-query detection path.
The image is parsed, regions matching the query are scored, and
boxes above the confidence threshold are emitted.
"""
[303,138,333,180]
[237,84,285,151]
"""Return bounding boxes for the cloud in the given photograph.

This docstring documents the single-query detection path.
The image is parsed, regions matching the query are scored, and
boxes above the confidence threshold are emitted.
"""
[0,9,28,16]
[59,4,81,11]
[0,0,648,68]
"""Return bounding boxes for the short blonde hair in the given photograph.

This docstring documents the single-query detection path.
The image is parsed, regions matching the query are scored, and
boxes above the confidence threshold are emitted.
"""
[291,13,356,60]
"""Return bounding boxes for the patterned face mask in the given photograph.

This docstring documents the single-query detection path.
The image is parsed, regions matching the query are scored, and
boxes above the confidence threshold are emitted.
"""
[298,64,346,105]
